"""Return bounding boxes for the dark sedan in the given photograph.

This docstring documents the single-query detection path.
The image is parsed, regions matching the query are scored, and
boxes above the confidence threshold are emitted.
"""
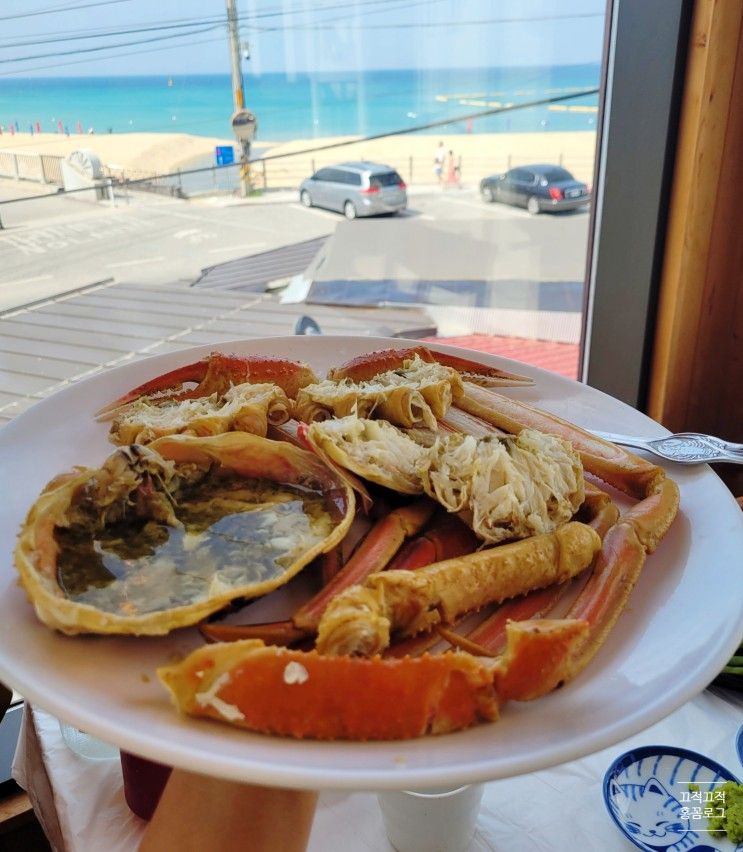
[480,164,590,214]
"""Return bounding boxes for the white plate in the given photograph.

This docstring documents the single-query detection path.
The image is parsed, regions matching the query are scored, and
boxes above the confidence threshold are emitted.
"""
[0,336,741,791]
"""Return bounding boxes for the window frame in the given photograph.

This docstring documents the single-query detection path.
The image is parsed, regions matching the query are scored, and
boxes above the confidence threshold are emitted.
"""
[580,0,693,409]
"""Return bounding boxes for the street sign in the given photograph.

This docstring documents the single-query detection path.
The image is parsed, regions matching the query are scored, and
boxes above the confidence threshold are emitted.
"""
[231,109,258,143]
[215,145,235,166]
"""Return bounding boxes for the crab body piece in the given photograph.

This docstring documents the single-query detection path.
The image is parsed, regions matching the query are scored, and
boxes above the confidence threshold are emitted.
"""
[327,345,534,388]
[14,432,354,635]
[159,617,589,741]
[96,352,319,419]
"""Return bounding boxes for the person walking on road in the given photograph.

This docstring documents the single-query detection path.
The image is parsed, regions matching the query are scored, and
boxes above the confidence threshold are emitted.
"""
[445,149,460,188]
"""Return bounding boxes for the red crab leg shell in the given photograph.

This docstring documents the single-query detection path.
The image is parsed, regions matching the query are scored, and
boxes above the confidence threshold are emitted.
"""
[458,583,573,656]
[199,620,307,647]
[621,478,680,553]
[327,345,533,387]
[95,359,210,417]
[386,513,480,571]
[319,544,344,584]
[158,639,500,740]
[560,521,646,681]
[580,482,620,538]
[491,618,590,701]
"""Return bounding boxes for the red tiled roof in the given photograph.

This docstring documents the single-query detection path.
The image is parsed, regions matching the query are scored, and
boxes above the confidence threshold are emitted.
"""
[423,334,580,380]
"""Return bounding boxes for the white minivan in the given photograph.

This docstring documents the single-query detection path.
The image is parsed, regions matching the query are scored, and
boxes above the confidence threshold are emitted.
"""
[299,161,407,219]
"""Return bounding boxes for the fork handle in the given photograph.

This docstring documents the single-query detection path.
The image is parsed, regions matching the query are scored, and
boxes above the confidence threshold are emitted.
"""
[591,430,743,464]
[589,431,657,451]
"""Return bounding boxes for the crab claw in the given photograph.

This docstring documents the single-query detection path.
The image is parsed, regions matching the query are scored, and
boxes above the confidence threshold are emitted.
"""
[327,346,534,388]
[95,352,318,418]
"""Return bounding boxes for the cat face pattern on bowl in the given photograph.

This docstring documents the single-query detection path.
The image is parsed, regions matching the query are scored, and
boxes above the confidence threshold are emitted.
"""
[603,745,742,852]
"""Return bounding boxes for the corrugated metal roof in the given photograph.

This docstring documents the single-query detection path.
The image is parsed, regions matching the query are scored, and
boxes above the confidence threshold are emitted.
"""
[192,237,328,292]
[0,280,436,425]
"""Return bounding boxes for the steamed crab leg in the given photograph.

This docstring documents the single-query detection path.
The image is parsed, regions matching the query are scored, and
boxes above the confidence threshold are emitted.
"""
[291,498,436,631]
[560,521,646,680]
[314,522,601,657]
[454,384,679,547]
[201,513,481,649]
[386,512,479,571]
[386,483,617,658]
[438,583,574,657]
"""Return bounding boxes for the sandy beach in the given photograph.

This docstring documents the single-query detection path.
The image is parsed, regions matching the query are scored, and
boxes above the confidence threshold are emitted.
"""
[0,131,235,177]
[260,130,597,184]
[0,129,596,188]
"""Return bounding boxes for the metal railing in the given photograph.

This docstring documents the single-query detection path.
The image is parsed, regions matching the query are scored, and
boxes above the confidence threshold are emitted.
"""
[97,150,595,200]
[0,152,64,185]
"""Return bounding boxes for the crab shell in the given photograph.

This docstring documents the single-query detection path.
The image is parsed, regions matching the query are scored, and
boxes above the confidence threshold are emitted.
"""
[14,432,355,636]
[158,617,590,741]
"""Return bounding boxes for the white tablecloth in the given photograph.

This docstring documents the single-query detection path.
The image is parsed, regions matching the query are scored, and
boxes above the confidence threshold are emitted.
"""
[12,686,743,852]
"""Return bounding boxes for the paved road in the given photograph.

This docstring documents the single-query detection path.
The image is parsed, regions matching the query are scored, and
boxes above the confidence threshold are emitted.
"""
[0,181,589,314]
[310,190,589,303]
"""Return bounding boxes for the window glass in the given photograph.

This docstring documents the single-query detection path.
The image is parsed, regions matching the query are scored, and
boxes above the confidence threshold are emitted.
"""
[540,167,575,183]
[0,0,608,408]
[370,172,403,188]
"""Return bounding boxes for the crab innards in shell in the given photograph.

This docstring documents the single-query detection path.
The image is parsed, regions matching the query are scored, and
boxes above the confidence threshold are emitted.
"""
[14,432,354,635]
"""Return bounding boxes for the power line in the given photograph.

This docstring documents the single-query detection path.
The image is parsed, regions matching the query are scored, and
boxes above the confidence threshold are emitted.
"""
[0,0,134,23]
[0,16,228,50]
[254,12,604,34]
[0,4,603,51]
[0,2,604,76]
[0,0,417,43]
[0,24,223,65]
[0,31,228,76]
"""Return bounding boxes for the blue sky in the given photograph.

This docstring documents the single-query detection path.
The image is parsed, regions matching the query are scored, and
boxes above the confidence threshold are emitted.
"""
[0,0,606,77]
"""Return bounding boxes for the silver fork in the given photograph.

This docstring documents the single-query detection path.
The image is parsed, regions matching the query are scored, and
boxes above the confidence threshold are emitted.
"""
[589,430,743,465]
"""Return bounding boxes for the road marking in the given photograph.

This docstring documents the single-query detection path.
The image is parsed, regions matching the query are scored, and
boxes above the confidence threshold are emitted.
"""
[288,204,339,220]
[0,274,52,287]
[437,195,527,217]
[173,228,202,239]
[148,207,276,234]
[207,243,266,253]
[106,256,165,269]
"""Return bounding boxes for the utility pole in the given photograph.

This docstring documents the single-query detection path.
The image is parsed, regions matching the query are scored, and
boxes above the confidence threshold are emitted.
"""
[226,0,256,197]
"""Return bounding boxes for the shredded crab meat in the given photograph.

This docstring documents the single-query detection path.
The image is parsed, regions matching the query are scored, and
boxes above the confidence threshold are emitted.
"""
[294,355,463,428]
[108,382,291,444]
[421,430,585,543]
[309,416,584,543]
[308,416,428,494]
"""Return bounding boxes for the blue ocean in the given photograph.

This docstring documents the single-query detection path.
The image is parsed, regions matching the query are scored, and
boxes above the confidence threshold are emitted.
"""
[0,65,600,142]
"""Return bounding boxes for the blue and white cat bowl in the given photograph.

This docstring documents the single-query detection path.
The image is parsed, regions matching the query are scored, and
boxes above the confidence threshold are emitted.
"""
[603,745,742,852]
